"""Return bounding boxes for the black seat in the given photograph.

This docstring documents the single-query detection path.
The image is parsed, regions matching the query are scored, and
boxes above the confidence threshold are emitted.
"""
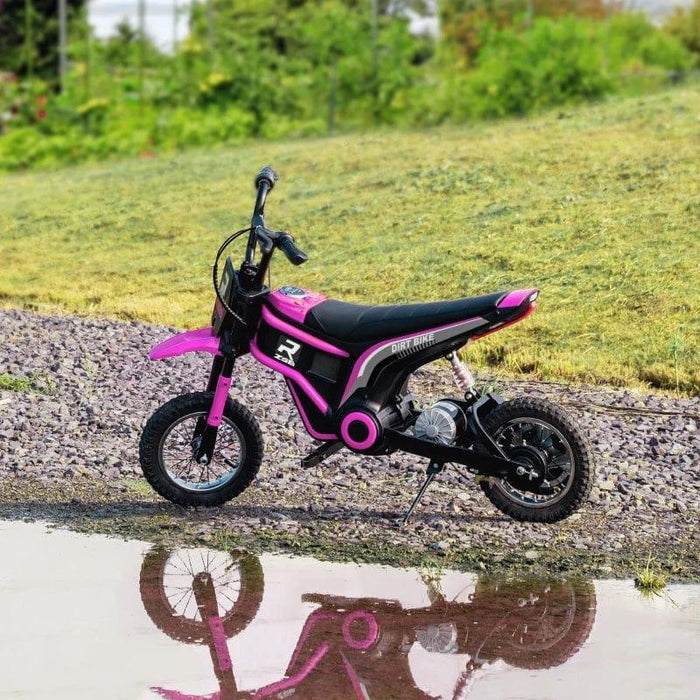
[304,291,508,343]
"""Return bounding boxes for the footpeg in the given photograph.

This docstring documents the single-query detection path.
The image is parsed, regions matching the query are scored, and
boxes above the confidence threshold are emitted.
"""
[301,441,343,469]
[402,462,444,525]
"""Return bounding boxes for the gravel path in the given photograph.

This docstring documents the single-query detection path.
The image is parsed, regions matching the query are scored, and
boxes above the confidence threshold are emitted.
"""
[1,309,698,571]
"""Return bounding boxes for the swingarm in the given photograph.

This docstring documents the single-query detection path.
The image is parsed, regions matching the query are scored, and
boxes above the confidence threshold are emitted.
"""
[385,392,518,479]
[384,429,520,479]
[387,393,528,524]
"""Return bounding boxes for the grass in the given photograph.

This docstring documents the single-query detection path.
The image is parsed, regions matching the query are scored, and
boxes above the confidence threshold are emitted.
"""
[0,373,56,394]
[419,554,448,600]
[1,86,698,394]
[634,554,668,594]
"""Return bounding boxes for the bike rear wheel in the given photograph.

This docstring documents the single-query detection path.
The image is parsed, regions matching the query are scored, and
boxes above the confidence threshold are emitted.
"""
[479,397,594,523]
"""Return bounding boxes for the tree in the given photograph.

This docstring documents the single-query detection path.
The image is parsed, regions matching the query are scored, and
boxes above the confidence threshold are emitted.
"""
[664,0,700,57]
[440,0,609,61]
[184,0,428,127]
[102,18,164,68]
[0,0,85,84]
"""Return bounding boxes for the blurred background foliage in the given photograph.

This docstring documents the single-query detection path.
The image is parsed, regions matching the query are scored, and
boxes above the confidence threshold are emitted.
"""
[1,0,699,171]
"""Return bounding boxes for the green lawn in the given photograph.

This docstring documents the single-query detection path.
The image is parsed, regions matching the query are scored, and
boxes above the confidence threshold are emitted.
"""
[1,87,698,394]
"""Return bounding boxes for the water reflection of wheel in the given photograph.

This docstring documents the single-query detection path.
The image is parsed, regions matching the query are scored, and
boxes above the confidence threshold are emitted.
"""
[468,577,596,670]
[416,622,459,654]
[140,546,264,644]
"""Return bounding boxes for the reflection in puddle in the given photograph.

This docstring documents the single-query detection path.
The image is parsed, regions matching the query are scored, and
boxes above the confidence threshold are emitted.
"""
[0,522,697,699]
[141,547,595,699]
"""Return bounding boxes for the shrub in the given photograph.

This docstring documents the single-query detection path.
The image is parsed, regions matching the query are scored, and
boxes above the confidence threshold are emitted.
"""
[664,0,700,57]
[0,78,51,129]
[76,97,109,133]
[607,13,692,72]
[456,18,613,119]
[0,10,694,172]
[156,107,255,148]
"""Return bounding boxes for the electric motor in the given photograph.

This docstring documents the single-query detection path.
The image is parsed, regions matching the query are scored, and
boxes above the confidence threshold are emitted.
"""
[413,400,467,446]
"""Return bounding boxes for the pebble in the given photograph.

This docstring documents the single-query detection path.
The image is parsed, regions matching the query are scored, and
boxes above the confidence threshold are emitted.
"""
[0,308,698,556]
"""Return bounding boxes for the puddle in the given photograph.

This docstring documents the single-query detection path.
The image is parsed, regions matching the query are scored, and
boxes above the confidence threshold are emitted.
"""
[0,521,698,699]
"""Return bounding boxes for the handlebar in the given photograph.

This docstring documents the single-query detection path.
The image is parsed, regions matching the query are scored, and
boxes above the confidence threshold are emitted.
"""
[252,166,278,224]
[255,166,278,191]
[255,226,308,266]
[278,232,308,266]
[245,166,308,273]
[246,166,277,265]
[255,228,274,255]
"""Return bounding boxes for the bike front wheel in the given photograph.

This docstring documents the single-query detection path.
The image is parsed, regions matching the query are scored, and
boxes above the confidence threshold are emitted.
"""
[140,546,264,644]
[139,392,263,507]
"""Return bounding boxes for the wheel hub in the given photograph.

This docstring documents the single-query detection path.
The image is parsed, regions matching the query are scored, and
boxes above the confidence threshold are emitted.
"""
[508,445,548,491]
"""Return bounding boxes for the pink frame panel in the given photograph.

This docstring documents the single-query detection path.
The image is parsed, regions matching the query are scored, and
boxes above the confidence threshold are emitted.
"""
[261,306,349,358]
[497,288,538,308]
[249,338,329,415]
[286,380,337,441]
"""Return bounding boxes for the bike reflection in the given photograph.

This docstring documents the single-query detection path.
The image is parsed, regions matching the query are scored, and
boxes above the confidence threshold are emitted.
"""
[140,547,596,700]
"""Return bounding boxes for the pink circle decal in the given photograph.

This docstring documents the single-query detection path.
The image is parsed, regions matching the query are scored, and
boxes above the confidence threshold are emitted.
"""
[342,610,379,650]
[340,412,378,451]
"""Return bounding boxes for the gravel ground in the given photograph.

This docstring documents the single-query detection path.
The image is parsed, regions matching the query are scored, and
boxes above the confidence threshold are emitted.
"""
[1,309,698,575]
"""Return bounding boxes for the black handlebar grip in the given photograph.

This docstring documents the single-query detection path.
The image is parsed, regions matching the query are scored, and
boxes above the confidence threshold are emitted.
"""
[279,234,308,266]
[255,166,279,191]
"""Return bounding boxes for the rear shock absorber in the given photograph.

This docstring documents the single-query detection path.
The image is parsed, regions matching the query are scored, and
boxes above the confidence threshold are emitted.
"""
[447,352,476,398]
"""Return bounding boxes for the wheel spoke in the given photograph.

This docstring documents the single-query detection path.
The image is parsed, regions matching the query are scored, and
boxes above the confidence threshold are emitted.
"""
[158,548,248,623]
[171,586,193,611]
[217,589,240,607]
[536,425,553,446]
[493,417,575,509]
[158,410,246,493]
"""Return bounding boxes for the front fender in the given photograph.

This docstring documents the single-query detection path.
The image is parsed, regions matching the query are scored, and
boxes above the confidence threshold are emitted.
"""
[149,326,222,361]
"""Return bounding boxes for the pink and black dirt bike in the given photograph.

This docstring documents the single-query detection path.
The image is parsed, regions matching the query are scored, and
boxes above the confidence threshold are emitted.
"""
[140,167,594,523]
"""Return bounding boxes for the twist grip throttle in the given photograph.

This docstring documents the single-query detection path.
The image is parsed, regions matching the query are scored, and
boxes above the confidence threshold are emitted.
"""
[279,234,308,266]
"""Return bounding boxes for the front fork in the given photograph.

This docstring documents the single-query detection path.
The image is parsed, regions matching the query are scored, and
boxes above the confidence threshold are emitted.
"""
[192,572,239,696]
[194,355,235,464]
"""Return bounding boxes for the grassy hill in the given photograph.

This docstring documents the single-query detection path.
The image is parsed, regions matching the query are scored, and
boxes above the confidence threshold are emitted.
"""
[1,87,698,394]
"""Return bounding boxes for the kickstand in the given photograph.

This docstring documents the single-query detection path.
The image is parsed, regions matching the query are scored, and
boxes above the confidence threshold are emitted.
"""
[402,461,444,525]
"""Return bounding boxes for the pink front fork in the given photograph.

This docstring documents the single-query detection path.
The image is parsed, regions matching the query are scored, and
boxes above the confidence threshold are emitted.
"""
[207,374,232,427]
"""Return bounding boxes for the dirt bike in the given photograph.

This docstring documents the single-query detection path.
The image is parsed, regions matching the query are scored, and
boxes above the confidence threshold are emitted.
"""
[140,546,597,700]
[140,166,595,522]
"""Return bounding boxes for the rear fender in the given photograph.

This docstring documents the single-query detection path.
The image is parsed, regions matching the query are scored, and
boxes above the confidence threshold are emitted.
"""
[149,327,222,361]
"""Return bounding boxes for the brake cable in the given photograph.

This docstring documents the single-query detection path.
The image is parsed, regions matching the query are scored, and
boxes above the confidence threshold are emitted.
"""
[212,227,252,327]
